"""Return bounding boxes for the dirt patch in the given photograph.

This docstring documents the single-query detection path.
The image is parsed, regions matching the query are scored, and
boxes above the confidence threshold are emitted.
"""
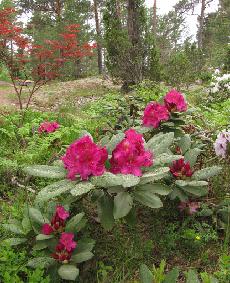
[0,81,17,107]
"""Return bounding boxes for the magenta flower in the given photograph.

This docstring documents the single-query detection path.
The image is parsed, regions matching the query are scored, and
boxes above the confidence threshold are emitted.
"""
[38,121,60,133]
[170,158,193,178]
[52,233,77,262]
[110,129,153,176]
[143,102,169,128]
[59,232,77,252]
[62,135,108,180]
[164,90,187,112]
[178,201,200,215]
[42,223,54,235]
[41,205,69,235]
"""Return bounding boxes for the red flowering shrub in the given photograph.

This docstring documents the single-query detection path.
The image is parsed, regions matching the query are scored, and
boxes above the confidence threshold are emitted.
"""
[42,205,69,235]
[169,158,193,178]
[110,129,153,176]
[52,232,77,262]
[38,121,60,134]
[142,102,169,128]
[164,89,187,112]
[62,135,108,180]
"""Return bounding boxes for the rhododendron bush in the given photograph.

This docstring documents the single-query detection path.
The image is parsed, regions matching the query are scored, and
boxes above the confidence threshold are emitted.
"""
[3,203,95,281]
[24,90,222,232]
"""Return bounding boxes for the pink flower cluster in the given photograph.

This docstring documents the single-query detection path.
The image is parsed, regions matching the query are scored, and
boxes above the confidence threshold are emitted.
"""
[42,205,69,235]
[62,135,108,180]
[143,90,187,128]
[52,232,77,262]
[214,130,230,158]
[169,158,193,179]
[110,129,153,176]
[178,201,200,215]
[38,121,60,133]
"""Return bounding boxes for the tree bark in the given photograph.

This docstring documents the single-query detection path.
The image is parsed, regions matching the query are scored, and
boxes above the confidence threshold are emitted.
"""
[93,0,103,74]
[198,0,206,49]
[152,0,157,35]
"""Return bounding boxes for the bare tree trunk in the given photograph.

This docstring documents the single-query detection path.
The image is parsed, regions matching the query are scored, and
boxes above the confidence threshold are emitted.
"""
[198,0,206,49]
[93,0,103,74]
[152,0,157,35]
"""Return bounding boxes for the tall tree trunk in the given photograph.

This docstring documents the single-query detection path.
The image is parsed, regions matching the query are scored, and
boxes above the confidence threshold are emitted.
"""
[93,0,103,74]
[198,0,206,49]
[152,0,157,35]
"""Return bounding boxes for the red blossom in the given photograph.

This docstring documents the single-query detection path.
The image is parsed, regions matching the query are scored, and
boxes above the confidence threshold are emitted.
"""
[38,121,60,134]
[110,129,153,176]
[169,158,193,178]
[143,102,170,128]
[164,90,187,112]
[62,135,108,180]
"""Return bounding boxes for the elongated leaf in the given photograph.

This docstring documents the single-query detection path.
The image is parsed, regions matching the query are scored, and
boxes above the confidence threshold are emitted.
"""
[154,154,183,166]
[28,208,47,225]
[186,270,200,283]
[169,188,188,202]
[33,241,48,251]
[36,179,75,202]
[107,133,125,154]
[27,257,55,269]
[175,180,208,187]
[147,132,174,156]
[70,182,94,197]
[21,216,32,234]
[97,194,114,230]
[65,213,86,232]
[184,148,201,167]
[71,251,94,263]
[119,174,140,188]
[91,172,123,187]
[2,223,25,235]
[136,184,172,196]
[24,165,66,178]
[134,190,163,209]
[36,234,54,241]
[113,192,133,219]
[139,264,154,283]
[192,166,222,180]
[58,265,79,281]
[178,134,191,154]
[139,168,169,185]
[4,238,27,246]
[163,268,179,283]
[181,186,209,197]
[74,239,95,253]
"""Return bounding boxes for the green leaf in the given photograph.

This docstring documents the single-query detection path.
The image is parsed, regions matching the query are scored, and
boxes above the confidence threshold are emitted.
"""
[21,216,32,234]
[58,265,79,281]
[184,148,201,167]
[139,264,154,283]
[139,168,169,184]
[169,188,188,202]
[4,238,27,246]
[154,154,183,166]
[107,133,125,154]
[65,213,86,232]
[108,186,124,193]
[163,268,180,283]
[33,241,48,251]
[36,234,54,241]
[71,251,94,263]
[28,207,47,225]
[27,257,55,269]
[119,174,140,188]
[74,239,95,253]
[192,166,222,180]
[36,179,75,203]
[91,172,123,187]
[136,184,172,196]
[99,135,110,147]
[2,223,25,235]
[70,181,95,197]
[24,165,66,179]
[175,180,208,187]
[133,190,163,209]
[97,194,114,230]
[175,180,208,197]
[186,269,200,283]
[147,132,174,156]
[113,192,133,219]
[178,134,191,154]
